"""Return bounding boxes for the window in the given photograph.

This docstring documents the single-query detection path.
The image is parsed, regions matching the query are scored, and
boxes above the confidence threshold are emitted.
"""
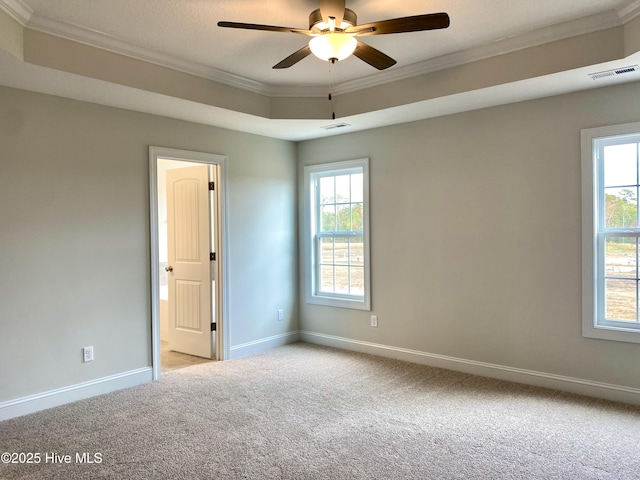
[582,122,640,343]
[304,159,370,310]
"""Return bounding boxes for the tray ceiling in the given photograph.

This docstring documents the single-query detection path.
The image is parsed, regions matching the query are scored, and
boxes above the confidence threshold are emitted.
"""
[12,0,638,89]
[1,0,640,140]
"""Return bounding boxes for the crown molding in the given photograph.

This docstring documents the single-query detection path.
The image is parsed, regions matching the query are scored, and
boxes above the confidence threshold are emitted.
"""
[618,0,640,22]
[333,9,623,95]
[26,13,270,96]
[3,0,640,98]
[0,0,32,25]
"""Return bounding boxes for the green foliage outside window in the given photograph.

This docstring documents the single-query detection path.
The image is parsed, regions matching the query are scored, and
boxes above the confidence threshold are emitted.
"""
[606,189,637,229]
[321,200,363,233]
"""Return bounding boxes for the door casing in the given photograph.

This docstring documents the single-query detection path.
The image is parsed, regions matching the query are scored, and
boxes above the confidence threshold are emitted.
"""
[149,146,230,380]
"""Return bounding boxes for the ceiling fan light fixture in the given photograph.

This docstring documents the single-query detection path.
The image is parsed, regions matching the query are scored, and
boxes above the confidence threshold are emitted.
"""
[309,33,357,62]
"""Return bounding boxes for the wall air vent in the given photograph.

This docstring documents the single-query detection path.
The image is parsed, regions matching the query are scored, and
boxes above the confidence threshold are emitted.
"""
[320,122,351,131]
[588,65,639,80]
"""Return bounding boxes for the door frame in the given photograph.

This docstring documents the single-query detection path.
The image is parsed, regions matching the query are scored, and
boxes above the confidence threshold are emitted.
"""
[149,146,230,380]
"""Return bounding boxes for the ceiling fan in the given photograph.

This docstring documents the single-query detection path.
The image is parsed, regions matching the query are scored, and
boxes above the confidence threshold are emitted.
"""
[217,0,450,71]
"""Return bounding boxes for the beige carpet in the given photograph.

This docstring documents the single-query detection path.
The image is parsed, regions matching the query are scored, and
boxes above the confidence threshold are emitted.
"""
[1,342,640,479]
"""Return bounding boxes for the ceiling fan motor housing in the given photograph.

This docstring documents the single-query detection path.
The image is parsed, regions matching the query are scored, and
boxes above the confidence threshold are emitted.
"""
[309,8,357,31]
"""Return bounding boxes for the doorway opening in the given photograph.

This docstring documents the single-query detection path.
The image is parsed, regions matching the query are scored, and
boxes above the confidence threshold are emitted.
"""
[149,147,229,380]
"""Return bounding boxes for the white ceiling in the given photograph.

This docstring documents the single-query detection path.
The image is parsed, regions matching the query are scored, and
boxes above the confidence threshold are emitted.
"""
[1,0,640,140]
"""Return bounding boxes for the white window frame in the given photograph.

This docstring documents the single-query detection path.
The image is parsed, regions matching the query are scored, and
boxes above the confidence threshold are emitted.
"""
[303,158,371,310]
[582,121,640,343]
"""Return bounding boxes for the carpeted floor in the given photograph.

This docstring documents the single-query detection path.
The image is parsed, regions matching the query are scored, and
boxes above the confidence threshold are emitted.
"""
[1,342,640,479]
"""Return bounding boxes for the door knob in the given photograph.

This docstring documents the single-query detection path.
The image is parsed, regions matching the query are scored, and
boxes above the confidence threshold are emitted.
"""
[165,265,173,272]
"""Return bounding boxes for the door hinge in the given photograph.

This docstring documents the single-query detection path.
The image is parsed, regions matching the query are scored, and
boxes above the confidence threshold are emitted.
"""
[209,181,215,191]
[211,323,216,331]
[210,252,216,261]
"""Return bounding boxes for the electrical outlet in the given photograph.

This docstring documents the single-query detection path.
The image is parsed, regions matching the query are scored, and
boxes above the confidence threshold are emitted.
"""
[371,315,378,327]
[278,309,284,321]
[83,346,94,363]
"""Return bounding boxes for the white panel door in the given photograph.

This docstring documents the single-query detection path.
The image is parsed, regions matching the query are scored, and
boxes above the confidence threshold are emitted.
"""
[166,165,213,359]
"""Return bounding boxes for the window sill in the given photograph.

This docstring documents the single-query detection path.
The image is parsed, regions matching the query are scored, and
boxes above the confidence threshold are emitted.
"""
[307,294,371,311]
[583,323,640,344]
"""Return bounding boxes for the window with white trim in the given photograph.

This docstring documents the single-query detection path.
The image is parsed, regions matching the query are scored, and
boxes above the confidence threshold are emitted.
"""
[582,122,640,343]
[304,159,370,310]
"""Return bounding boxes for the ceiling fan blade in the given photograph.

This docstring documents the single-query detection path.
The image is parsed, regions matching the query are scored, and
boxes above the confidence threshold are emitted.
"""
[347,12,450,36]
[273,45,312,69]
[217,21,312,36]
[353,41,397,70]
[319,0,345,26]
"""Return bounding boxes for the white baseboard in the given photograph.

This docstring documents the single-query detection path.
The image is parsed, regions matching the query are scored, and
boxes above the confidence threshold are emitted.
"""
[230,331,300,359]
[0,367,153,421]
[300,331,640,406]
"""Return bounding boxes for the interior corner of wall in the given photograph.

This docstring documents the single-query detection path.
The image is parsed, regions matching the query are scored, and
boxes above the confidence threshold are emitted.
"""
[0,7,24,61]
[623,14,640,58]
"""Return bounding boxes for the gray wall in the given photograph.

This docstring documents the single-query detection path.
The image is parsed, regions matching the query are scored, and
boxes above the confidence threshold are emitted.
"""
[0,86,298,402]
[298,81,640,390]
[3,79,640,405]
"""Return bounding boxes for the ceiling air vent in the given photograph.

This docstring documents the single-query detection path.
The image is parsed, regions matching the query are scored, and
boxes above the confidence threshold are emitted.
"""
[320,122,351,131]
[589,65,639,80]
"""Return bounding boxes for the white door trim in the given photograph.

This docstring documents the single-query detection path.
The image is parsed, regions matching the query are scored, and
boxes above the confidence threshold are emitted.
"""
[149,146,230,380]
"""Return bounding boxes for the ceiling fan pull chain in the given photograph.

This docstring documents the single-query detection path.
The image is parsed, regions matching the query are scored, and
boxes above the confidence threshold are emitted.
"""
[329,62,336,120]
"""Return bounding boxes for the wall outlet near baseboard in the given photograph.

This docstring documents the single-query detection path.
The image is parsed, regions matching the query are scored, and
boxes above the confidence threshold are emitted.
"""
[277,309,284,321]
[371,315,378,327]
[83,346,94,363]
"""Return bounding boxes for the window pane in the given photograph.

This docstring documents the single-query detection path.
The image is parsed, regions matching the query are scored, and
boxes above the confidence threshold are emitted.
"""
[605,279,637,322]
[334,237,349,266]
[351,203,363,232]
[336,204,351,231]
[319,176,334,204]
[604,187,637,228]
[604,144,637,187]
[321,205,336,232]
[350,267,364,295]
[335,266,349,294]
[320,266,334,293]
[351,173,363,202]
[350,236,364,266]
[320,237,334,264]
[605,237,637,279]
[335,175,350,202]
